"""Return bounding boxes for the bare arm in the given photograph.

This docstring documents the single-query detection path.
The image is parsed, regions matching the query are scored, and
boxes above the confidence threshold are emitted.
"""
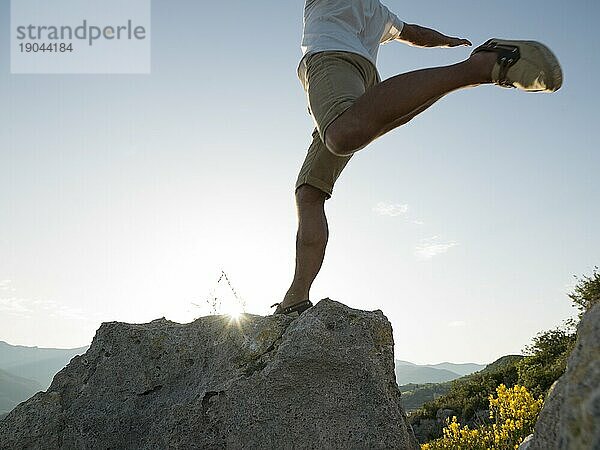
[398,23,472,48]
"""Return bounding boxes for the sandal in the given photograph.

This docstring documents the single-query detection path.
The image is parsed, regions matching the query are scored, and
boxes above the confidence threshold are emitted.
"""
[472,38,563,92]
[270,299,313,316]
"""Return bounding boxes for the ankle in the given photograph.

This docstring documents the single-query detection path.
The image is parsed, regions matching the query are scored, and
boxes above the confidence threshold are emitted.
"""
[468,51,496,84]
[283,288,309,305]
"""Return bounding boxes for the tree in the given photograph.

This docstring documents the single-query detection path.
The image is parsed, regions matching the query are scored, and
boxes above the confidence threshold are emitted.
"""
[517,321,576,397]
[569,266,600,316]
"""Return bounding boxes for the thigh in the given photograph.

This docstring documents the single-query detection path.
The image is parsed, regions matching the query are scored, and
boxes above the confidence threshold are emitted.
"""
[304,51,378,144]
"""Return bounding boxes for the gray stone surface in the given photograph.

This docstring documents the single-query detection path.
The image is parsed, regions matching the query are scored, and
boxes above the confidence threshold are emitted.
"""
[435,408,455,423]
[0,298,419,449]
[525,302,600,450]
[409,416,441,444]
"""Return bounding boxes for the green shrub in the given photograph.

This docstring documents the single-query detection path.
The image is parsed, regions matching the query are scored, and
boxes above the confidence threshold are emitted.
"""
[412,268,596,442]
[516,322,576,398]
[569,266,600,316]
[422,385,543,450]
[414,358,520,424]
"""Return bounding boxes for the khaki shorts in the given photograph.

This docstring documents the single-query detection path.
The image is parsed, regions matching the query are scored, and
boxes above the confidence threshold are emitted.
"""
[295,51,381,199]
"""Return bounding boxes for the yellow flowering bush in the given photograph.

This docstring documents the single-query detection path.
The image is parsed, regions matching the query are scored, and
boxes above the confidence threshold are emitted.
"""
[421,384,543,450]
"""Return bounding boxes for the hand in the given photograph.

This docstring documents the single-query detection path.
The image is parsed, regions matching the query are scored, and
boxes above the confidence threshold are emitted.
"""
[445,37,472,47]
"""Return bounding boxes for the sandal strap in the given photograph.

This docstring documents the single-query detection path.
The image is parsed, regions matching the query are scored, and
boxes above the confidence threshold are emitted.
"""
[473,39,521,88]
[280,300,312,315]
[271,300,313,315]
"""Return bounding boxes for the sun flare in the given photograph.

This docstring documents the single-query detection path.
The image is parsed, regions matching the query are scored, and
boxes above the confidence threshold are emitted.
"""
[224,303,245,322]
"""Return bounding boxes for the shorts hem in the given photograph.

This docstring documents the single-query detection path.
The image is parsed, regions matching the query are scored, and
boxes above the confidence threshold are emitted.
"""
[295,175,333,199]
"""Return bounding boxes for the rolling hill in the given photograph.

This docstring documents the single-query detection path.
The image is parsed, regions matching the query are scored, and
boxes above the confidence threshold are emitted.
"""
[0,340,89,388]
[0,368,42,414]
[395,360,486,385]
[0,340,89,415]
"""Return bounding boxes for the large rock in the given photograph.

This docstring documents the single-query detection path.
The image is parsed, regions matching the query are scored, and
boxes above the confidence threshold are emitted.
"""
[0,299,419,449]
[522,302,600,450]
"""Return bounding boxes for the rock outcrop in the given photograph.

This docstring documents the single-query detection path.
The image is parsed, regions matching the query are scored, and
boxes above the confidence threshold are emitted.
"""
[520,302,600,450]
[0,299,419,449]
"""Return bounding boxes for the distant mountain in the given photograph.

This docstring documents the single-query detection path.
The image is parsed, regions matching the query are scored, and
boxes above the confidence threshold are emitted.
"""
[423,362,486,377]
[0,367,42,414]
[395,360,486,385]
[399,355,524,417]
[396,364,460,385]
[0,341,89,389]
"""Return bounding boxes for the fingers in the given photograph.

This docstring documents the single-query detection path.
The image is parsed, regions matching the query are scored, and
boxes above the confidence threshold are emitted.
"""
[448,37,472,47]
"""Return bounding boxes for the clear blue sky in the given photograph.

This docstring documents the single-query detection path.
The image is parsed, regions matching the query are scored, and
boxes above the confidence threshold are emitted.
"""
[1,0,598,364]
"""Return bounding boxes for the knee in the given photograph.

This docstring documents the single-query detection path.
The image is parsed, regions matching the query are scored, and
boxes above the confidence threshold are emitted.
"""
[325,119,366,157]
[295,184,328,205]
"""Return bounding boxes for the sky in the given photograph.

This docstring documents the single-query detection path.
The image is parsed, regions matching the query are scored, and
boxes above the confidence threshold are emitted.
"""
[0,0,598,365]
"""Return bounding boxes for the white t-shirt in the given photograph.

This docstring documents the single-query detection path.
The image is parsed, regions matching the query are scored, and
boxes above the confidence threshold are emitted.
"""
[298,0,404,77]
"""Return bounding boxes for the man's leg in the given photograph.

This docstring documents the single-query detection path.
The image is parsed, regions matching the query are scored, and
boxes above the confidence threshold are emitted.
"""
[325,52,497,155]
[281,57,486,309]
[281,185,328,309]
[375,94,445,140]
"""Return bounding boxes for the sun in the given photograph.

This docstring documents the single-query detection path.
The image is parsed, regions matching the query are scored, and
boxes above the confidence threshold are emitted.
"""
[223,303,245,322]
